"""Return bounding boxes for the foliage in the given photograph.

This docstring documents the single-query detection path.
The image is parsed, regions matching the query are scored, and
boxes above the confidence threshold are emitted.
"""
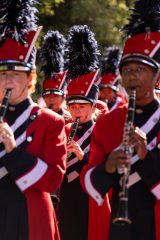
[38,0,134,46]
[38,0,64,15]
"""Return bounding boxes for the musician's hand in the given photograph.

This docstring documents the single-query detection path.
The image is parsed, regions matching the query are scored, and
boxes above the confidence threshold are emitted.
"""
[67,140,84,160]
[0,122,16,153]
[130,127,147,160]
[105,149,131,173]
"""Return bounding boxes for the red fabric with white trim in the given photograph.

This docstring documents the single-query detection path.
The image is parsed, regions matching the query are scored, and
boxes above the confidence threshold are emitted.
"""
[16,158,48,191]
[80,163,111,240]
[23,106,66,240]
[123,32,160,58]
[0,28,41,62]
[101,73,118,85]
[43,71,67,91]
[67,70,99,97]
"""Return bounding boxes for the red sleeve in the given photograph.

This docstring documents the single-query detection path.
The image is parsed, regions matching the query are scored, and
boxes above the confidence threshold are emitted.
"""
[80,106,126,198]
[30,110,67,193]
[3,109,67,194]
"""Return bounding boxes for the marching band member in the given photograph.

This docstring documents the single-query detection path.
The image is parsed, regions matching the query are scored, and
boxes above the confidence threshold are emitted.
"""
[40,30,72,205]
[40,30,72,123]
[81,0,160,239]
[99,45,127,111]
[57,25,111,240]
[0,1,67,239]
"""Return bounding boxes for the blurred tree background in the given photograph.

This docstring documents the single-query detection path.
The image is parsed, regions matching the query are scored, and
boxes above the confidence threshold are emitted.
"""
[34,0,134,100]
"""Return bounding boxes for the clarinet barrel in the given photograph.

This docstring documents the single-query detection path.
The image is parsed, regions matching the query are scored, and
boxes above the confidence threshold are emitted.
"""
[67,117,80,159]
[0,89,12,123]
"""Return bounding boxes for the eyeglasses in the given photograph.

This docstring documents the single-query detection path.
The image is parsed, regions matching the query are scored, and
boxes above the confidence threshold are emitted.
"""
[122,66,147,77]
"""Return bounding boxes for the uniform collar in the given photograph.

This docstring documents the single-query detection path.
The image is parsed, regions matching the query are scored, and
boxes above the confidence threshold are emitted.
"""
[135,99,159,115]
[6,97,33,124]
[76,120,94,138]
[78,120,94,129]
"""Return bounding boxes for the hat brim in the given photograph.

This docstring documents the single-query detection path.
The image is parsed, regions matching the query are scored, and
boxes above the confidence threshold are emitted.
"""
[67,95,94,105]
[42,89,64,96]
[119,54,159,73]
[0,60,33,72]
[100,84,118,92]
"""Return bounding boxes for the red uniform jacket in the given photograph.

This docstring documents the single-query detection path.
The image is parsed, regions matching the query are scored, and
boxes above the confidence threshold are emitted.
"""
[81,101,160,240]
[1,100,67,240]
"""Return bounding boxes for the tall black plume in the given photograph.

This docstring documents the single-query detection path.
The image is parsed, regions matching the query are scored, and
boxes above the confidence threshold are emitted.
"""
[0,0,38,44]
[123,0,160,38]
[66,25,100,81]
[40,30,66,79]
[101,45,122,76]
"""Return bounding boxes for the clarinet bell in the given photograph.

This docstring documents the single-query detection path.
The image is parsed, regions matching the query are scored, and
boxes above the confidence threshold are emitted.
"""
[112,197,132,226]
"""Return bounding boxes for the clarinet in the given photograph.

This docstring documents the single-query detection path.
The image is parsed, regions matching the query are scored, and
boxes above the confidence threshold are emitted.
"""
[51,117,80,205]
[112,88,136,226]
[67,117,80,159]
[0,89,12,123]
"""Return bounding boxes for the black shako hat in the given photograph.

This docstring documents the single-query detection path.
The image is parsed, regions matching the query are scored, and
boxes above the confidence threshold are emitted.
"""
[0,0,42,72]
[119,0,160,72]
[100,45,122,92]
[65,25,100,105]
[40,30,67,97]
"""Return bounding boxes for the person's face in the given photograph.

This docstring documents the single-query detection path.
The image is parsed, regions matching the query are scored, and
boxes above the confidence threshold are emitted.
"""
[100,87,116,103]
[43,93,64,113]
[0,70,31,104]
[121,62,157,105]
[68,103,95,123]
